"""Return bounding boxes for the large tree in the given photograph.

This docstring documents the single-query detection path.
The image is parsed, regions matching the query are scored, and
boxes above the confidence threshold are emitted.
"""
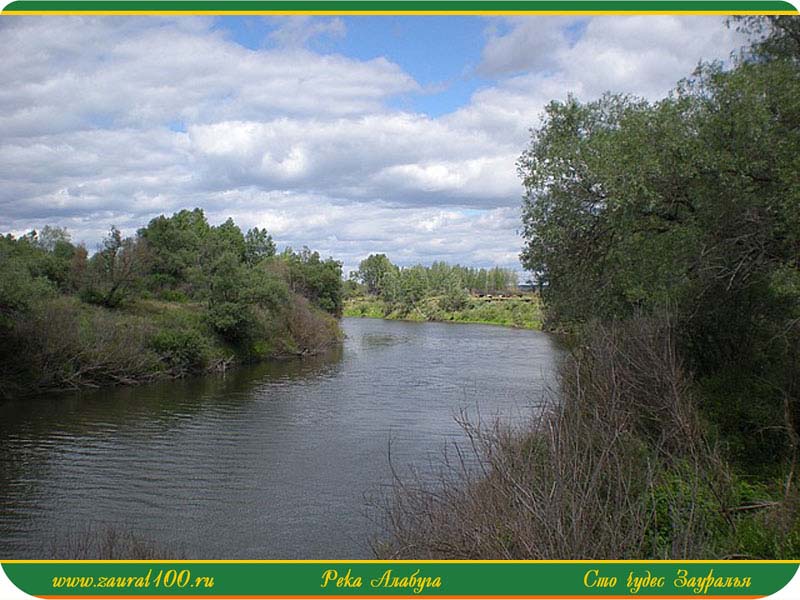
[518,17,800,464]
[356,253,397,296]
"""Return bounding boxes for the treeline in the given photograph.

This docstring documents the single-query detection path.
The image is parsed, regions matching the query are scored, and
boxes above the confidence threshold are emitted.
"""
[345,254,539,328]
[518,16,800,471]
[350,254,518,312]
[0,209,343,399]
[380,17,800,559]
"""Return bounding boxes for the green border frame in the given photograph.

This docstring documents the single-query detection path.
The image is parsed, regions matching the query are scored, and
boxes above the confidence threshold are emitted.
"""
[0,1,799,599]
[3,560,799,597]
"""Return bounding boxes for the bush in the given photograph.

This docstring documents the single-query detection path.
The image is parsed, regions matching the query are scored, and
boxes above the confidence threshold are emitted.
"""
[374,316,769,559]
[149,328,211,374]
[283,294,342,356]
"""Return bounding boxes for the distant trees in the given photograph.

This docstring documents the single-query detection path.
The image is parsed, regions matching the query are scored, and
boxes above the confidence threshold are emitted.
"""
[351,254,518,314]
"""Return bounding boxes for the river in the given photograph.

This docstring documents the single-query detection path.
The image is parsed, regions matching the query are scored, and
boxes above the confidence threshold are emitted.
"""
[0,317,559,559]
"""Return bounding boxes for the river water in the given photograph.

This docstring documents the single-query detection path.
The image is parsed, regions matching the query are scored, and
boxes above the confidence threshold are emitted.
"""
[0,317,559,559]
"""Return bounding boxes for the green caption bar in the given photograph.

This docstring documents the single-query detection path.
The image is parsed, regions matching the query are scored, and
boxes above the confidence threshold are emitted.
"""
[2,1,798,14]
[2,561,798,597]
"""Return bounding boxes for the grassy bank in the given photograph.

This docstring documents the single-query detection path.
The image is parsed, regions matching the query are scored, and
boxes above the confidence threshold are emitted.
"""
[2,294,342,399]
[1,209,345,400]
[344,294,543,329]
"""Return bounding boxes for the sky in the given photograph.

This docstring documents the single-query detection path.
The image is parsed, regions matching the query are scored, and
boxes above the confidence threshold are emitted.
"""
[0,15,747,276]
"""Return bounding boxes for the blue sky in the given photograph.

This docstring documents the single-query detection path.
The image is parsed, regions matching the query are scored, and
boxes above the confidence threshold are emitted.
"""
[214,16,493,116]
[0,15,746,275]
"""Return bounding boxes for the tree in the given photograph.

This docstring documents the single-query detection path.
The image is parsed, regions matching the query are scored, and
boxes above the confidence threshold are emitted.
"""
[138,208,211,293]
[281,248,343,316]
[439,270,468,312]
[208,218,246,262]
[517,24,800,464]
[399,266,429,309]
[732,16,800,62]
[82,227,148,307]
[357,254,396,296]
[244,227,276,265]
[205,250,290,343]
[35,225,71,253]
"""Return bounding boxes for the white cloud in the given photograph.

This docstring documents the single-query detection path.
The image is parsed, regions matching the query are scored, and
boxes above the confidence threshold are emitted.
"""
[268,16,346,48]
[478,17,577,76]
[0,16,748,272]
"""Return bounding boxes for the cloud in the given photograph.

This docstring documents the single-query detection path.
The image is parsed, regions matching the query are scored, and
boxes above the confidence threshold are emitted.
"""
[267,17,347,48]
[0,16,416,139]
[0,16,748,272]
[478,17,577,76]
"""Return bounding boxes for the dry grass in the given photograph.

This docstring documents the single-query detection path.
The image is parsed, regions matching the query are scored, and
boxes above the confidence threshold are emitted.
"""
[284,294,342,356]
[17,297,163,391]
[374,316,738,559]
[47,524,183,560]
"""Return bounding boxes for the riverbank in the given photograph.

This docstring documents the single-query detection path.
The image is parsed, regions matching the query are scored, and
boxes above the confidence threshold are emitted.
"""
[1,210,346,400]
[2,294,342,399]
[343,295,543,329]
[1,317,555,558]
[378,316,800,559]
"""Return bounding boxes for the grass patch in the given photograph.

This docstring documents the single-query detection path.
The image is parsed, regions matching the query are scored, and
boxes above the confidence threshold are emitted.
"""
[344,295,543,330]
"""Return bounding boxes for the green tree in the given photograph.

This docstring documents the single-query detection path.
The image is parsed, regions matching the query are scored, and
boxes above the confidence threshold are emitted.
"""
[439,269,468,312]
[138,208,211,293]
[399,266,429,310]
[82,226,148,307]
[244,227,276,265]
[205,250,290,343]
[281,248,343,315]
[518,24,800,465]
[357,254,396,296]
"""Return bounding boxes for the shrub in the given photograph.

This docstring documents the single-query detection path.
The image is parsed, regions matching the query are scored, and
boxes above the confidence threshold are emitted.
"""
[374,316,744,559]
[149,328,211,374]
[283,294,342,355]
[48,524,183,560]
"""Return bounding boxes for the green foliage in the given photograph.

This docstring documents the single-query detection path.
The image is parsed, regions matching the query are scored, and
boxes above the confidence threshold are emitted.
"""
[81,226,148,308]
[149,327,211,373]
[399,265,429,308]
[138,208,211,293]
[438,270,469,312]
[645,462,726,557]
[1,210,343,398]
[731,16,800,62]
[518,28,800,466]
[244,227,276,265]
[281,247,343,315]
[344,295,542,329]
[355,254,518,301]
[348,253,533,325]
[204,250,290,343]
[356,253,397,295]
[0,236,55,320]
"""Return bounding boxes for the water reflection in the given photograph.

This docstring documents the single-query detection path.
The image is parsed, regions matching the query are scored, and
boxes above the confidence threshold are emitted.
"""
[0,318,557,558]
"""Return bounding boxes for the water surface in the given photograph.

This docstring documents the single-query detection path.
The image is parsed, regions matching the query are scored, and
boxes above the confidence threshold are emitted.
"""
[0,317,558,558]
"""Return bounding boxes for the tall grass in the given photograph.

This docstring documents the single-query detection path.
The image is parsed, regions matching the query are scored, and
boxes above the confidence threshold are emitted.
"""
[47,524,183,560]
[375,316,800,559]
